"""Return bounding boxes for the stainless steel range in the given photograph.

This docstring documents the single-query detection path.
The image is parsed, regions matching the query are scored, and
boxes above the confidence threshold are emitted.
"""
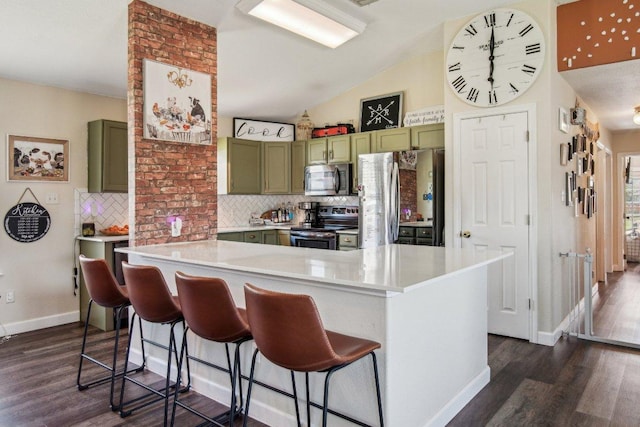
[289,205,358,250]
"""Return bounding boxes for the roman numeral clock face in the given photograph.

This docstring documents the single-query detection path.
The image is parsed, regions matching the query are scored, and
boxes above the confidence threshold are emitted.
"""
[447,9,545,107]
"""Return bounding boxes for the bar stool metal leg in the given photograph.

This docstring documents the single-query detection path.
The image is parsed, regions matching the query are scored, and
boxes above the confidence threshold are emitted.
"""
[77,300,144,411]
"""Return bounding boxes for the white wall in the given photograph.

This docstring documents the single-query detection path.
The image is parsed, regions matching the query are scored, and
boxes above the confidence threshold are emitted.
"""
[0,78,126,334]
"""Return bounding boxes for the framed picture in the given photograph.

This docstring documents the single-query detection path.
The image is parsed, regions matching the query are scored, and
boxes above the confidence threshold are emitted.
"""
[560,143,568,166]
[143,59,212,145]
[558,107,569,133]
[359,91,403,132]
[8,135,68,182]
[233,118,295,142]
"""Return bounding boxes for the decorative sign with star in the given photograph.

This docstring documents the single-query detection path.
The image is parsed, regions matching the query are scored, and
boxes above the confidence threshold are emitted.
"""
[359,92,404,132]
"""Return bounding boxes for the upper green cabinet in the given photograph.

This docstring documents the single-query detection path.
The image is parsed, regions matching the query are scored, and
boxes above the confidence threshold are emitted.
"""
[263,141,291,194]
[88,119,128,193]
[291,140,306,194]
[374,127,411,152]
[307,135,351,164]
[410,123,444,150]
[218,137,262,194]
[350,132,372,192]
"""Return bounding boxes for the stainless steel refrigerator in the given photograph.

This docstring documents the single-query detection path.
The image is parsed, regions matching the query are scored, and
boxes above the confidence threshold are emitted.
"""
[358,152,400,248]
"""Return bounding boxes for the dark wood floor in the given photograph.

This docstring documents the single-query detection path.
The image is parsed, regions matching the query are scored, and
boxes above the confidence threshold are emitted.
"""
[3,266,640,427]
[450,264,640,426]
[592,263,640,344]
[0,322,266,427]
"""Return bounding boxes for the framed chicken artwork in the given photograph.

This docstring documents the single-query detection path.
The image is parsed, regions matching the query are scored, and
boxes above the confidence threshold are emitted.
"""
[143,59,212,145]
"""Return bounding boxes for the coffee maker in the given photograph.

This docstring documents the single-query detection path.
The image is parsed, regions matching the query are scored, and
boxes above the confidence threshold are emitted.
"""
[298,202,318,228]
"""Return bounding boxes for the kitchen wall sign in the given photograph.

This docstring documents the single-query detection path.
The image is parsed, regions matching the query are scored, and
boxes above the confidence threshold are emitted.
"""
[233,118,295,142]
[4,188,51,243]
[8,135,68,182]
[143,59,212,145]
[359,92,403,132]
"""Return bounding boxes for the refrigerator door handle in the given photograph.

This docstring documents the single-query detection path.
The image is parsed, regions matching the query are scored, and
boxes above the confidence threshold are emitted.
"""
[390,161,400,242]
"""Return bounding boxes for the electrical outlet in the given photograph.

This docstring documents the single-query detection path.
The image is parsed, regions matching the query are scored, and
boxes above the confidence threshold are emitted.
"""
[6,290,14,303]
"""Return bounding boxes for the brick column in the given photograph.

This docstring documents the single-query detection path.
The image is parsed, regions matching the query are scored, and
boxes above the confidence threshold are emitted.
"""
[128,0,217,245]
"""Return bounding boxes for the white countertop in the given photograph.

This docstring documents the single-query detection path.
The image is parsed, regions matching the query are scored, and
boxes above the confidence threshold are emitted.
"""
[117,240,508,295]
[77,234,129,243]
[336,228,358,235]
[399,221,434,227]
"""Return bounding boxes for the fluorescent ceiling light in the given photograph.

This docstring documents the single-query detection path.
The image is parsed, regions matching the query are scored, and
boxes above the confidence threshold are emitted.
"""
[236,0,366,49]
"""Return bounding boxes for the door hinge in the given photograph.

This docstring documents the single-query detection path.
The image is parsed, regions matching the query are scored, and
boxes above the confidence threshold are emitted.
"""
[525,130,530,142]
[528,298,532,310]
[526,214,531,225]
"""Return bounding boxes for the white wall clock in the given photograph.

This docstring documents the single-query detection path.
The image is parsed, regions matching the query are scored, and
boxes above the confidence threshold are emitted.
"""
[446,8,545,107]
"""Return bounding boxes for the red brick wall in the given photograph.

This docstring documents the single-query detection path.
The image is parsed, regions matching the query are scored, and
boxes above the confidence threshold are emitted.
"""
[128,0,217,245]
[399,169,417,222]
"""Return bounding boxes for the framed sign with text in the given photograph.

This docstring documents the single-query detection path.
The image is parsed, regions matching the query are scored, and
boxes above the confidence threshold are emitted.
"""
[233,118,295,142]
[359,91,403,132]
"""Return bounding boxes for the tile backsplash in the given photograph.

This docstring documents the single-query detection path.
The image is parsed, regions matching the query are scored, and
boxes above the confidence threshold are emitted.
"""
[217,195,359,228]
[74,190,129,234]
[73,190,357,233]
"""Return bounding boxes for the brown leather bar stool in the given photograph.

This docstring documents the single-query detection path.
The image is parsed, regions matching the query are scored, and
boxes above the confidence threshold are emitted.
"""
[118,262,191,427]
[170,271,253,426]
[76,255,145,410]
[243,283,384,427]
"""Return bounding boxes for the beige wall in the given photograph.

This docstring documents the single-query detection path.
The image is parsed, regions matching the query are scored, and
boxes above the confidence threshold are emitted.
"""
[0,78,126,334]
[304,50,444,131]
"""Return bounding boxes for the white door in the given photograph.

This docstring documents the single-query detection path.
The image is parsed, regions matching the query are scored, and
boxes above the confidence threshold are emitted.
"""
[460,112,530,339]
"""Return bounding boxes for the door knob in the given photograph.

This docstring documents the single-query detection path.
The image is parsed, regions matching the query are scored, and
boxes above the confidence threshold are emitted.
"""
[461,230,471,238]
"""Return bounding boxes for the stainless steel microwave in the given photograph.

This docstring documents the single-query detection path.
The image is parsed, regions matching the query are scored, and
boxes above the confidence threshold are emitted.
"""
[304,163,352,196]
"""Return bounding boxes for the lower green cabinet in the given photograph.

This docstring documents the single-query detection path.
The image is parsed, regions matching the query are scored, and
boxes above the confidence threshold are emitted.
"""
[262,230,278,245]
[217,230,280,245]
[217,232,243,242]
[398,226,434,246]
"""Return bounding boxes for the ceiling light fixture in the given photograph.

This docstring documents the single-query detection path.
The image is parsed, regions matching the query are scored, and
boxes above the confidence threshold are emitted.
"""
[236,0,366,49]
[634,106,640,126]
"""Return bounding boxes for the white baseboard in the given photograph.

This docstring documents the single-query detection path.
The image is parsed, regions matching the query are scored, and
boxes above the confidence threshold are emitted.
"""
[426,366,491,427]
[2,311,78,336]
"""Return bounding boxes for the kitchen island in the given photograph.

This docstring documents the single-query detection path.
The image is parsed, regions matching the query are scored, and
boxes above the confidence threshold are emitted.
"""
[117,241,507,427]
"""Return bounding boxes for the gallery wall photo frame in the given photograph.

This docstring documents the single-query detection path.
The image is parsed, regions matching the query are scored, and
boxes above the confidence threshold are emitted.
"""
[233,118,295,142]
[558,107,570,133]
[8,135,69,182]
[143,59,212,145]
[359,91,404,132]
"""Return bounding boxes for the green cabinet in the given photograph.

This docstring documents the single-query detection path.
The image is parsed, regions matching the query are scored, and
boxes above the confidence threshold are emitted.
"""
[263,141,290,194]
[217,232,243,242]
[350,132,372,192]
[398,226,434,245]
[262,230,278,245]
[337,233,358,251]
[410,124,444,150]
[244,231,262,244]
[88,119,128,193]
[307,135,351,164]
[217,137,262,194]
[291,140,306,194]
[374,127,411,152]
[218,230,279,245]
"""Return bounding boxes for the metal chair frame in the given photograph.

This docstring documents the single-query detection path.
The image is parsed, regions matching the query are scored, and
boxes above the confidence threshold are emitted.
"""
[118,311,191,427]
[243,349,383,427]
[76,299,145,410]
[171,327,252,426]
